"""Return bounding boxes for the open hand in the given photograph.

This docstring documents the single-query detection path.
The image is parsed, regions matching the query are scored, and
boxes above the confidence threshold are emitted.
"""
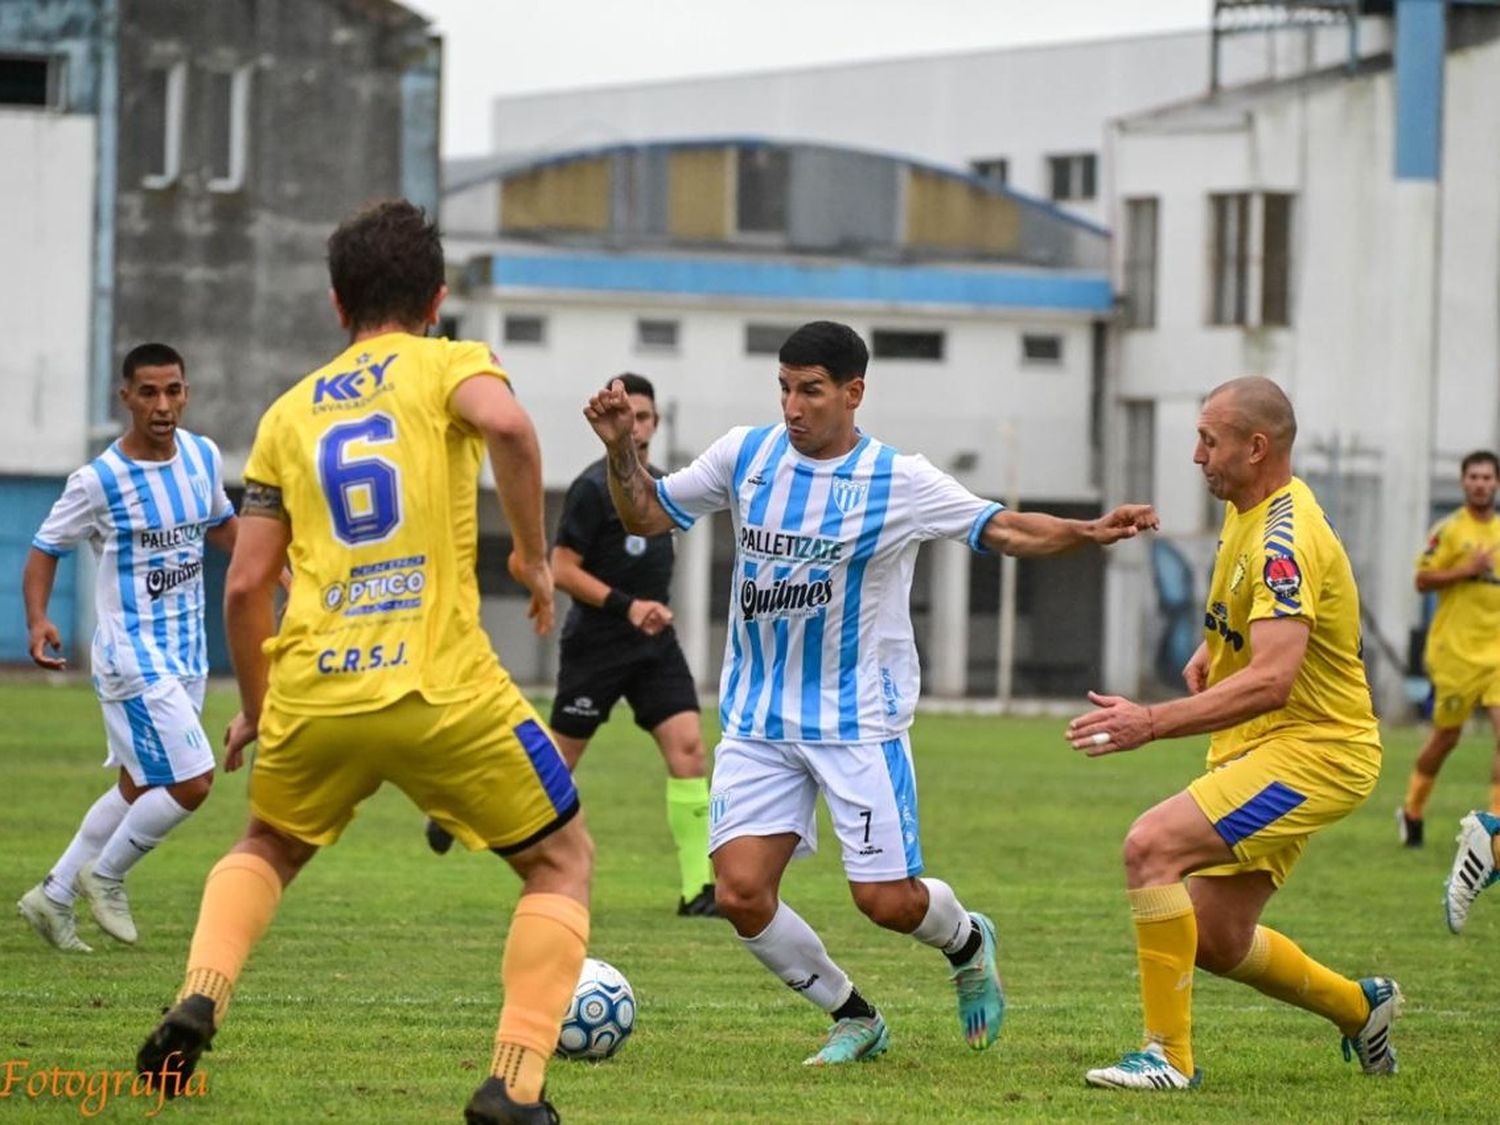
[1066,690,1155,755]
[28,620,66,670]
[509,552,555,636]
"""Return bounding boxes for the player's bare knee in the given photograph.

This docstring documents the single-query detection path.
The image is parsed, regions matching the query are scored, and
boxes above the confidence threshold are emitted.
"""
[1122,817,1177,885]
[849,880,924,932]
[1194,926,1250,975]
[713,877,775,932]
[167,770,214,811]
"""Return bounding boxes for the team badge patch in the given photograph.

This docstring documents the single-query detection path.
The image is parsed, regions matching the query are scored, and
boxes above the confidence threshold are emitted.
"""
[1264,554,1302,598]
[830,479,868,515]
[624,534,647,557]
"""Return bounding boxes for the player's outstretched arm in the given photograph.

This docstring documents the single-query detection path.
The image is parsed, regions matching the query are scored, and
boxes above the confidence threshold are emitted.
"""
[453,375,554,635]
[224,490,292,769]
[1065,617,1309,755]
[22,547,66,670]
[980,503,1158,557]
[584,380,675,537]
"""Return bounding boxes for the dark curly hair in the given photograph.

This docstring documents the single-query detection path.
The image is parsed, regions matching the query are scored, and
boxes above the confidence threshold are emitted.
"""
[327,199,445,332]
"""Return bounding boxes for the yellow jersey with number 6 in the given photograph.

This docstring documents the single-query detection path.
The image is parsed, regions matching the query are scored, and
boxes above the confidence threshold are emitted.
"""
[244,332,510,716]
[1202,477,1380,767]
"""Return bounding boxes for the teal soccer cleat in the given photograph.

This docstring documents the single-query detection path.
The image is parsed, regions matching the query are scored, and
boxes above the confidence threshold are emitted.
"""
[1341,976,1403,1075]
[802,1012,889,1066]
[950,912,1005,1050]
[1444,811,1500,934]
[1085,1042,1202,1090]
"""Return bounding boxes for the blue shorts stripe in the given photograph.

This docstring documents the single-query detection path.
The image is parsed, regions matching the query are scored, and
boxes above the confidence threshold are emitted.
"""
[514,718,577,814]
[1212,780,1307,847]
[880,737,923,876]
[123,694,175,786]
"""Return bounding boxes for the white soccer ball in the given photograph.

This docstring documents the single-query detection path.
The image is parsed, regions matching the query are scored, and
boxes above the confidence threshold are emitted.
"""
[555,957,635,1061]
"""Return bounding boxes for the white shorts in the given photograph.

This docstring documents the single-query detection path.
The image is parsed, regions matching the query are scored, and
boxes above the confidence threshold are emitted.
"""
[101,678,213,787]
[708,735,923,882]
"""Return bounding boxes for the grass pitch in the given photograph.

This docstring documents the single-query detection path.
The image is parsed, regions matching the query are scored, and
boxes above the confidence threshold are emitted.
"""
[1,679,1495,1122]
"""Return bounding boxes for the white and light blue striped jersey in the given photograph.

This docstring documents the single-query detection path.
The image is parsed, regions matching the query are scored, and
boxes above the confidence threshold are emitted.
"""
[658,424,1003,743]
[32,430,235,701]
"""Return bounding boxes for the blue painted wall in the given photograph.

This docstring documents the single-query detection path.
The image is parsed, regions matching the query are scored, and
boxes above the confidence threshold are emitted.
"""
[0,478,78,665]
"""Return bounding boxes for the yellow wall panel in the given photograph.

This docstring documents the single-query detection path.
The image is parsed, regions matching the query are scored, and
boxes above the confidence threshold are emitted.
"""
[669,149,731,240]
[904,170,1019,255]
[501,159,611,233]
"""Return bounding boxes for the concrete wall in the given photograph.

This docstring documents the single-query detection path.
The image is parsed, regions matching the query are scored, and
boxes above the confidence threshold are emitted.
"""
[0,111,95,474]
[110,0,438,460]
[1108,33,1500,698]
[488,25,1391,227]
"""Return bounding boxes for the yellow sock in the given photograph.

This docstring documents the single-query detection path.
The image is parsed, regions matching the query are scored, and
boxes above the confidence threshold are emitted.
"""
[1404,772,1435,819]
[178,852,284,1025]
[1128,883,1196,1076]
[1489,783,1500,817]
[1222,926,1369,1036]
[493,893,590,1102]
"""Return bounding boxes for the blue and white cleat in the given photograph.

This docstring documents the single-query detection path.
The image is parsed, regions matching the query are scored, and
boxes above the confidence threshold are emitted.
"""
[802,1012,889,1066]
[1341,976,1402,1075]
[1444,811,1500,934]
[950,912,1005,1050]
[1085,1042,1201,1090]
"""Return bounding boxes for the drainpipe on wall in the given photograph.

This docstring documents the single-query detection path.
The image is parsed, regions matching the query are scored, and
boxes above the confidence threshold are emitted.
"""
[87,0,117,452]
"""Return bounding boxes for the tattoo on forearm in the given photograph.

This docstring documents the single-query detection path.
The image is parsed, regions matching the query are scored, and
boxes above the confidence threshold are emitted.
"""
[242,479,289,522]
[606,443,654,519]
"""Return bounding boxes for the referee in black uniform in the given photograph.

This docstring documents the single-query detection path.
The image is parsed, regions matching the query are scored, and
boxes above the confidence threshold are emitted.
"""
[427,374,717,916]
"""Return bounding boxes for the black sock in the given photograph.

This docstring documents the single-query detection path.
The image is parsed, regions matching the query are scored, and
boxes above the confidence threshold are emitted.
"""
[831,988,876,1021]
[943,917,983,968]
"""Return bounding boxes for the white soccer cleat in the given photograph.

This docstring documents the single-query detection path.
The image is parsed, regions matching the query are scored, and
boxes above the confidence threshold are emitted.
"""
[1341,976,1402,1074]
[17,884,92,953]
[1444,811,1500,934]
[76,861,138,944]
[1085,1041,1201,1090]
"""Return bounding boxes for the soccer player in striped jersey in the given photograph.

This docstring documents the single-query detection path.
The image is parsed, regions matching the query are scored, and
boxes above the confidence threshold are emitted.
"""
[585,320,1157,1065]
[18,343,237,952]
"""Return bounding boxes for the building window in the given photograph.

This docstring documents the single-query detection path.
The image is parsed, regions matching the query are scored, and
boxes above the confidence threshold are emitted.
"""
[1123,400,1156,504]
[970,158,1008,189]
[637,318,679,351]
[141,61,187,189]
[745,323,797,356]
[1047,153,1096,202]
[504,314,546,345]
[205,65,252,192]
[0,54,64,108]
[871,330,944,361]
[736,146,789,236]
[1122,197,1159,329]
[1022,334,1063,364]
[1261,192,1294,327]
[1209,192,1250,325]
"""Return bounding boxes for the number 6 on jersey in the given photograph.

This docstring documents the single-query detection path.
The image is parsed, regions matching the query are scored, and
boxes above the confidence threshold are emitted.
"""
[318,413,402,545]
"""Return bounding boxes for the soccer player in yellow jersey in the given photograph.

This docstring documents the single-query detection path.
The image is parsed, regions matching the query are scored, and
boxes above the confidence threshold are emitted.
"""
[1398,451,1500,848]
[135,200,593,1125]
[1066,377,1399,1089]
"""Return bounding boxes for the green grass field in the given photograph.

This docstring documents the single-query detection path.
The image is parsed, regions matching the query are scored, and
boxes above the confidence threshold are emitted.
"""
[2,680,1496,1122]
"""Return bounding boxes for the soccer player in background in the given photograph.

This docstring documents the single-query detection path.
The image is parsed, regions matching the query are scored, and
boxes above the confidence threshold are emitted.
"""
[1398,451,1500,847]
[426,372,718,917]
[135,200,593,1125]
[17,343,237,953]
[585,320,1157,1065]
[1067,377,1399,1090]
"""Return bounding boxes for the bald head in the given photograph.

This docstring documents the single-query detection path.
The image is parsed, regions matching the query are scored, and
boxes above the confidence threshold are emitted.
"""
[1206,376,1297,453]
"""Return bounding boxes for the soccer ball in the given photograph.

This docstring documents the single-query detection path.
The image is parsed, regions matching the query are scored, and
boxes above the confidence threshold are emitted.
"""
[555,957,635,1061]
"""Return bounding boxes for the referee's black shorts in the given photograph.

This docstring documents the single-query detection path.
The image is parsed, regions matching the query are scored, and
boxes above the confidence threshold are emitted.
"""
[549,629,700,740]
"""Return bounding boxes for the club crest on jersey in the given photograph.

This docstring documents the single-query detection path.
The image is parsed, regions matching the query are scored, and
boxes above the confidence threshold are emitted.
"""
[190,475,211,508]
[624,534,647,557]
[1264,554,1302,598]
[830,479,868,515]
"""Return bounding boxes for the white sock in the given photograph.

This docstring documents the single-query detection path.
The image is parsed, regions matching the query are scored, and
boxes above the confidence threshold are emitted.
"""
[741,901,854,1012]
[909,877,974,955]
[93,788,193,881]
[44,787,131,906]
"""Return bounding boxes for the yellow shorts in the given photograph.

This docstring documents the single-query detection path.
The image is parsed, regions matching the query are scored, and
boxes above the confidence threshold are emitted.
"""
[1188,738,1379,887]
[250,681,578,851]
[1428,659,1500,730]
